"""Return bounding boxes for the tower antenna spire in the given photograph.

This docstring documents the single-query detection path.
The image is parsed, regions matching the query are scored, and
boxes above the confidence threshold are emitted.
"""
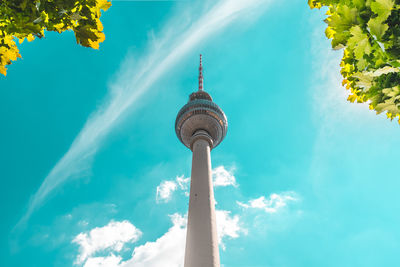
[198,54,203,91]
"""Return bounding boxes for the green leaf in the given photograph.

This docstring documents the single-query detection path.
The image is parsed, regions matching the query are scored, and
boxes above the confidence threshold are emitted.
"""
[367,17,389,39]
[357,58,369,70]
[325,5,358,32]
[0,0,112,76]
[353,72,374,88]
[354,0,366,9]
[372,66,399,76]
[370,0,394,21]
[347,26,372,60]
[310,0,400,123]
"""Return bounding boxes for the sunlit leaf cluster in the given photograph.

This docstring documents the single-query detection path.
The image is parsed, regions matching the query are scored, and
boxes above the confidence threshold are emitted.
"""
[0,0,111,76]
[309,0,400,123]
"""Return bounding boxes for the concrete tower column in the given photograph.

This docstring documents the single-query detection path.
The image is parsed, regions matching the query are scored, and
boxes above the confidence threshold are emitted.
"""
[175,55,227,267]
[184,130,220,267]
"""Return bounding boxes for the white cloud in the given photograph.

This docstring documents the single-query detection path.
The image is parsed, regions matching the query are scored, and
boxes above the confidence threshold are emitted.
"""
[237,192,297,213]
[121,211,241,266]
[84,254,122,267]
[156,180,178,203]
[216,210,243,250]
[121,213,187,267]
[212,166,237,187]
[156,166,237,203]
[19,0,276,226]
[76,210,242,267]
[155,176,188,203]
[176,175,190,191]
[73,190,298,267]
[73,220,142,264]
[78,220,89,227]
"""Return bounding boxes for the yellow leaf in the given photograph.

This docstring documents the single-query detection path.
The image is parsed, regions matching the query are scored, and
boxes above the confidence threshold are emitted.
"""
[0,65,6,76]
[88,31,106,49]
[348,94,357,102]
[357,95,367,102]
[41,11,49,23]
[87,39,100,49]
[53,22,64,29]
[5,50,17,61]
[27,34,35,42]
[97,31,105,43]
[53,22,65,33]
[325,26,336,39]
[97,0,112,11]
[96,19,104,32]
[343,63,354,73]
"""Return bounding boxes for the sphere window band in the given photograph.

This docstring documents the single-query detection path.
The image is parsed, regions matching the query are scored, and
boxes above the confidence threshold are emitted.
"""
[175,99,226,123]
[175,98,227,150]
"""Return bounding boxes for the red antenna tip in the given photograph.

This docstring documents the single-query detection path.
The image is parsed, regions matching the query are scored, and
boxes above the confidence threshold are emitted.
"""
[199,54,203,91]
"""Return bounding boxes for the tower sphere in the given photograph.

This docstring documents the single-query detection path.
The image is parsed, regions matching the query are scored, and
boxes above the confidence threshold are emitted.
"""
[175,56,227,150]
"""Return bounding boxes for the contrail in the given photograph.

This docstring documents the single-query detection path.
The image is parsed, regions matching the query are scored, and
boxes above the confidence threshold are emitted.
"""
[18,0,272,226]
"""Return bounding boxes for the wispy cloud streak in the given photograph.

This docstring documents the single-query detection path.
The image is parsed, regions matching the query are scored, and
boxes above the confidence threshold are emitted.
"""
[19,0,273,225]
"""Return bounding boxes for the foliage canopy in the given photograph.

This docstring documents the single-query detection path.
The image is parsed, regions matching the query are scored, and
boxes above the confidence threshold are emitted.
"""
[0,0,111,76]
[309,0,400,123]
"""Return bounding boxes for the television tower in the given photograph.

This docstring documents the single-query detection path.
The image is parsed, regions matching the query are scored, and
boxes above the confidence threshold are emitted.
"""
[175,55,228,267]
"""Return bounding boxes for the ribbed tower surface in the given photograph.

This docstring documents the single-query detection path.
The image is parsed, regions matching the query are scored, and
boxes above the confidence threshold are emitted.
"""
[175,55,227,267]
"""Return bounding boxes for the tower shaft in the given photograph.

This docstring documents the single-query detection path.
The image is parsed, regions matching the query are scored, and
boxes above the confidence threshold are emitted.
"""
[184,131,220,267]
[176,56,227,267]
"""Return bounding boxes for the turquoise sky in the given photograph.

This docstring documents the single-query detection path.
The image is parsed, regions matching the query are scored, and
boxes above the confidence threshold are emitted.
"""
[1,0,400,266]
